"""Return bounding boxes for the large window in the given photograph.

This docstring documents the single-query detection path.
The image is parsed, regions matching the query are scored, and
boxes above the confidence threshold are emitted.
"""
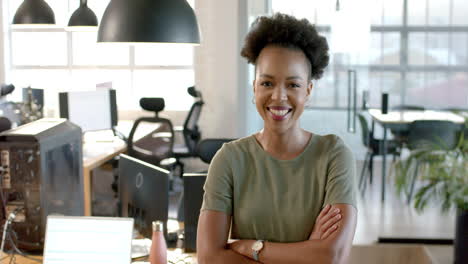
[3,0,196,115]
[272,0,468,109]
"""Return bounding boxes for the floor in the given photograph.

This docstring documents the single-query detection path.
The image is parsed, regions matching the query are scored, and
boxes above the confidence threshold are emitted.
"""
[353,160,455,245]
[90,158,456,245]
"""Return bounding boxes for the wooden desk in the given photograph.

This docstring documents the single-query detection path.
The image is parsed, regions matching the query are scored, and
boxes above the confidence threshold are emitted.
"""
[82,138,127,216]
[349,245,453,264]
[368,109,465,202]
[1,254,42,264]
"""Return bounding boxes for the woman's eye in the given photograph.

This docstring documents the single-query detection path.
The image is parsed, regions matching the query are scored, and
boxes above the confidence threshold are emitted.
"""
[289,83,300,88]
[261,81,273,87]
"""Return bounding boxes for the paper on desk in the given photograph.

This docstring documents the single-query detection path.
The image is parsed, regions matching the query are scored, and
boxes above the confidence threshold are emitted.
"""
[132,238,151,259]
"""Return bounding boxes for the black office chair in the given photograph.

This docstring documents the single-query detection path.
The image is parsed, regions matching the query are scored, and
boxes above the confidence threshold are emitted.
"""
[390,105,426,143]
[444,108,468,137]
[197,138,236,164]
[128,98,175,166]
[405,120,460,204]
[357,113,400,194]
[111,98,176,196]
[176,138,235,223]
[173,86,204,177]
[0,117,12,133]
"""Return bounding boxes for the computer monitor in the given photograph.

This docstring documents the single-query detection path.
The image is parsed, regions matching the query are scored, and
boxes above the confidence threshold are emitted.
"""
[59,89,117,132]
[118,154,170,239]
[23,87,44,110]
[183,172,207,252]
[43,216,134,264]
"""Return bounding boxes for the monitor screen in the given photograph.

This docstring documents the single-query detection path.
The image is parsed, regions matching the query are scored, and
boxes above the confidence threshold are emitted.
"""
[118,154,170,239]
[59,89,117,132]
[183,172,207,252]
[22,88,44,109]
[43,216,133,264]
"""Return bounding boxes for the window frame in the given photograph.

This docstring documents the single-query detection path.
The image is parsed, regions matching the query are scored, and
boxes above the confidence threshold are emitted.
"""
[273,0,468,110]
[4,0,196,112]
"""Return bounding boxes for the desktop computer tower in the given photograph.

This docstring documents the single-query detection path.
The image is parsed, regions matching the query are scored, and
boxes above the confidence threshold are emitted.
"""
[0,118,83,251]
[183,173,207,253]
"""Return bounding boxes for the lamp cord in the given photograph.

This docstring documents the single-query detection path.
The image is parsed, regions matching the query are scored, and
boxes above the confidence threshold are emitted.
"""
[0,211,17,259]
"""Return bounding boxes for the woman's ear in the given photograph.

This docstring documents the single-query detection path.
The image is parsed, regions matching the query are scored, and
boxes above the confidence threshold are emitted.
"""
[252,79,257,94]
[307,80,313,96]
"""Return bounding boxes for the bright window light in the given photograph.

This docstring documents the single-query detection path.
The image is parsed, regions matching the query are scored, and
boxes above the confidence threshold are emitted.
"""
[4,0,196,112]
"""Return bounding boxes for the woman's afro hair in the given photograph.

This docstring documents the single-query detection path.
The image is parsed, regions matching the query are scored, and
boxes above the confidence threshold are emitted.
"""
[241,13,329,80]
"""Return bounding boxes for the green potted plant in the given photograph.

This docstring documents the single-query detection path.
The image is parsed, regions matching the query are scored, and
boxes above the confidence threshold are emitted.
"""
[394,122,467,264]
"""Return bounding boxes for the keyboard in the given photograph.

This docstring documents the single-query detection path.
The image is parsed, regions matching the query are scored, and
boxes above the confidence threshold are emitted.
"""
[133,253,196,264]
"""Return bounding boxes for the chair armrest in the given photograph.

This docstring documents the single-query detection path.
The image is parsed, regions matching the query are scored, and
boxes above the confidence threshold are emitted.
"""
[152,132,173,138]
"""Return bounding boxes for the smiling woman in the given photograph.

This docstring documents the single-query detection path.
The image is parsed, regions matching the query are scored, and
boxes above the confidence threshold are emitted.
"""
[197,13,357,264]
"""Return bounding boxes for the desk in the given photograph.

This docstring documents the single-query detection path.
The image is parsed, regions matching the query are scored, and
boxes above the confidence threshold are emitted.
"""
[349,245,453,264]
[6,245,453,264]
[82,138,127,216]
[4,248,197,264]
[82,121,166,216]
[1,254,42,264]
[368,109,465,202]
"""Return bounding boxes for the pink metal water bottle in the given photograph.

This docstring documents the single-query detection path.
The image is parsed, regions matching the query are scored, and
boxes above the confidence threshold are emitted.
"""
[149,221,167,264]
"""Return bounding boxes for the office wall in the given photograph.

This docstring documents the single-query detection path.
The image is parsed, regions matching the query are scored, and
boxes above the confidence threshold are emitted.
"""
[194,0,250,139]
[0,2,6,84]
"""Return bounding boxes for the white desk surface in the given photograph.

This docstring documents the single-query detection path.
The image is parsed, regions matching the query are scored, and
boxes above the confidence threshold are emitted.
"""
[368,109,465,124]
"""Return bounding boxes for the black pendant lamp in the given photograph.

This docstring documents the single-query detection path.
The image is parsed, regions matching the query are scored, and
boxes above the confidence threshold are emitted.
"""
[98,0,200,44]
[12,0,55,25]
[68,0,98,27]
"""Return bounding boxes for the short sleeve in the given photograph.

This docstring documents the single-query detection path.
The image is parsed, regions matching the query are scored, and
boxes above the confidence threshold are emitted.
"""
[323,136,358,209]
[200,144,233,214]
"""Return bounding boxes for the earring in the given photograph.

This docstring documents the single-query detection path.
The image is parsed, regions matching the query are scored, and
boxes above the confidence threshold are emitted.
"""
[252,97,256,104]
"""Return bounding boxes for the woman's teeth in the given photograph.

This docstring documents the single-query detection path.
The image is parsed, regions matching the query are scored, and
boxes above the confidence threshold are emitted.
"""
[269,109,289,116]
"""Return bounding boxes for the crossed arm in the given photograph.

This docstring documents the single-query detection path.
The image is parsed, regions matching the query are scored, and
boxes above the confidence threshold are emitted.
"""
[197,203,357,264]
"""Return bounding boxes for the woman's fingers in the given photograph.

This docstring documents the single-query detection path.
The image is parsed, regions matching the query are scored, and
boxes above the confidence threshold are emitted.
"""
[319,211,342,239]
[316,204,331,221]
[321,223,339,240]
[310,205,342,240]
[317,207,340,227]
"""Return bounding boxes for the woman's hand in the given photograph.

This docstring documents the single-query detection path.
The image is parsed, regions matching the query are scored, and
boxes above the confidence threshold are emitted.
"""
[309,204,342,240]
[228,240,256,259]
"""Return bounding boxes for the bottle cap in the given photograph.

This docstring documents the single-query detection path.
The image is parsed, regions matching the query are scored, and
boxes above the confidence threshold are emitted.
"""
[152,221,164,232]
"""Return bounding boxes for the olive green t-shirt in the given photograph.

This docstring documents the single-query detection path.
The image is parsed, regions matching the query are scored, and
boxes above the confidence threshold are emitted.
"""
[201,134,357,243]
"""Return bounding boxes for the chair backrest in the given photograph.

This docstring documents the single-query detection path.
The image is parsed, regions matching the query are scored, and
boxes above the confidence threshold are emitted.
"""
[183,100,204,154]
[407,120,460,150]
[197,138,235,164]
[357,113,371,148]
[391,105,425,111]
[0,117,12,133]
[127,98,175,166]
[128,117,175,166]
[140,97,165,114]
